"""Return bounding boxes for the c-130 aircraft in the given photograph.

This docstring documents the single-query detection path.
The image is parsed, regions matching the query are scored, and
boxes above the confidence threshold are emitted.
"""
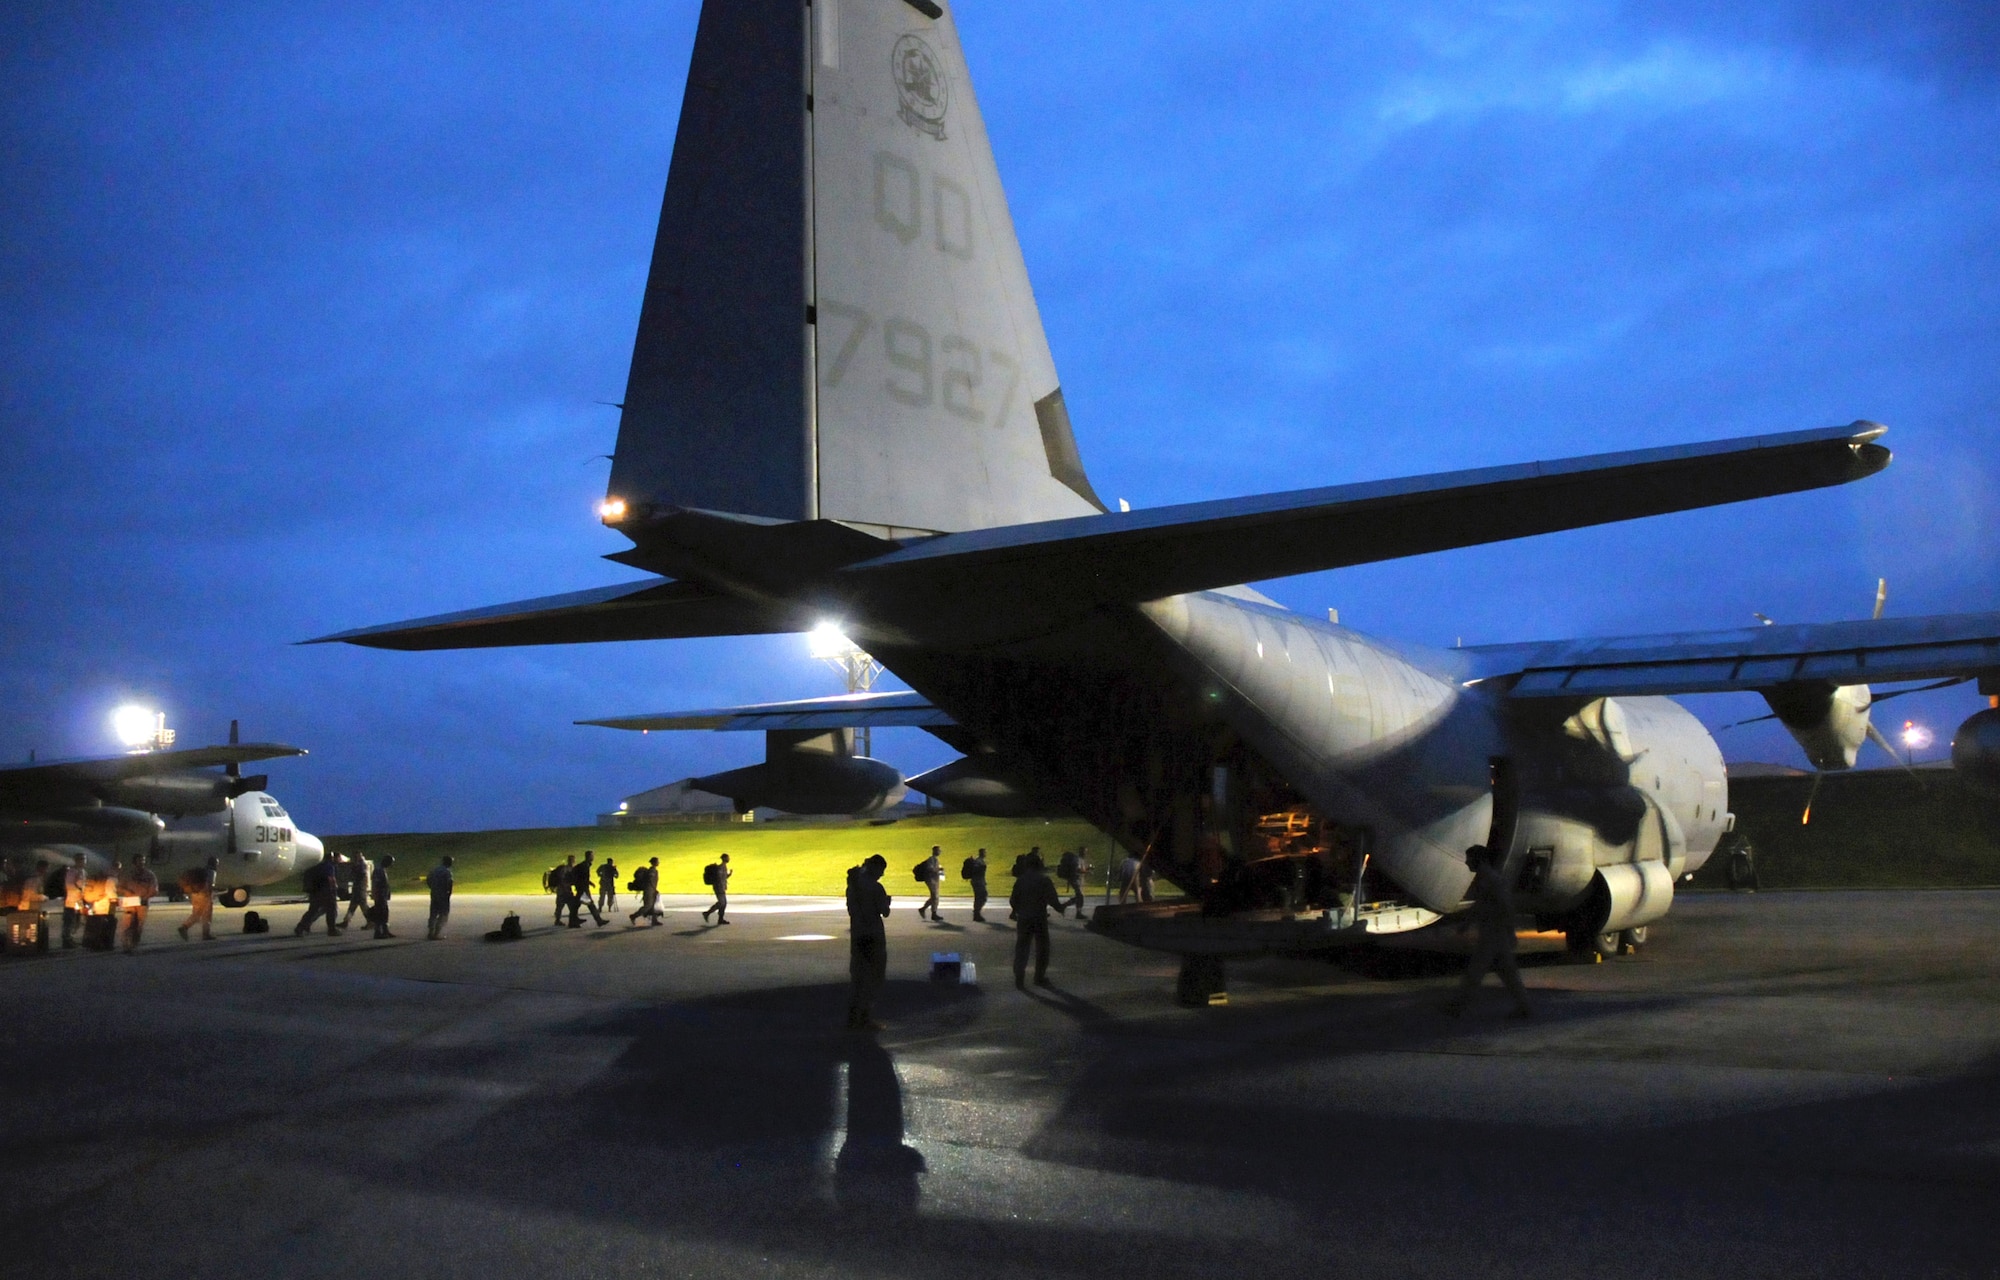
[318,0,2000,992]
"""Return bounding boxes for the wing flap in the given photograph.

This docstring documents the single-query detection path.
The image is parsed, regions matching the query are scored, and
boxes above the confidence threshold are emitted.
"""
[579,690,954,732]
[1473,611,2000,698]
[306,578,792,651]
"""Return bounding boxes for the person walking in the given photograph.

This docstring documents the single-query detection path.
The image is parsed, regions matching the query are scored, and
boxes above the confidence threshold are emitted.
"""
[845,854,891,1031]
[629,856,662,926]
[551,856,576,925]
[61,851,86,949]
[117,855,159,954]
[1444,844,1533,1019]
[1009,851,1064,990]
[963,848,989,922]
[1114,851,1141,904]
[1138,858,1157,903]
[295,852,342,937]
[568,852,607,928]
[702,852,732,924]
[370,854,396,939]
[425,855,454,940]
[339,850,370,929]
[597,857,618,912]
[914,846,943,922]
[178,855,219,941]
[1056,848,1087,919]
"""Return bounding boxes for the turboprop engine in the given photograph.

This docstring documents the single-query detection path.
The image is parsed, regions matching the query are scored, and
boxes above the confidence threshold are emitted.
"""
[1951,707,2000,799]
[1761,680,1875,771]
[907,755,1049,818]
[694,729,906,817]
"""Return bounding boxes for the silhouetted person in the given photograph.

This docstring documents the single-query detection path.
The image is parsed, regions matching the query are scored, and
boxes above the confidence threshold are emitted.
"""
[1727,838,1761,892]
[703,852,732,924]
[61,852,86,949]
[426,855,454,940]
[1444,844,1532,1019]
[1007,847,1038,921]
[1057,848,1087,918]
[597,857,618,911]
[370,854,396,939]
[846,854,892,1031]
[178,855,219,941]
[117,855,159,953]
[295,853,342,936]
[1139,858,1157,903]
[1010,851,1063,989]
[551,856,576,925]
[630,856,662,926]
[568,851,607,927]
[915,846,942,921]
[963,848,989,922]
[339,850,370,928]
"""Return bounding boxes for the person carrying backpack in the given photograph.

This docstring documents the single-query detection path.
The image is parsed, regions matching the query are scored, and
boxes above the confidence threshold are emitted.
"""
[913,846,943,921]
[701,853,731,924]
[628,856,662,926]
[597,858,619,911]
[1057,848,1087,920]
[962,848,989,922]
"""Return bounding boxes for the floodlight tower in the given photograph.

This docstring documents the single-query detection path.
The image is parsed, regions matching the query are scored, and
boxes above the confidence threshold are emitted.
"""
[808,623,883,757]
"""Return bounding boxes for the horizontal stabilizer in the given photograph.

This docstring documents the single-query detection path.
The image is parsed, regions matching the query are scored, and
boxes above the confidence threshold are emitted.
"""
[844,424,1891,617]
[1467,610,2000,698]
[306,578,790,651]
[580,690,953,733]
[0,743,306,787]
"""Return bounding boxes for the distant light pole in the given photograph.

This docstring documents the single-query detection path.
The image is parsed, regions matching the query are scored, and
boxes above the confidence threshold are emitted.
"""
[1900,720,1933,768]
[808,623,883,757]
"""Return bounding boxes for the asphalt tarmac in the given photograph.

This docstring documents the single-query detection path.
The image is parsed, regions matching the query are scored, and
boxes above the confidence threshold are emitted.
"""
[2,889,1996,1279]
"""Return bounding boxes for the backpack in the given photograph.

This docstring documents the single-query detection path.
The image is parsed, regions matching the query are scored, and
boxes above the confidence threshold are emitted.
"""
[914,860,933,883]
[1058,851,1080,877]
[626,875,640,892]
[961,857,982,880]
[702,862,718,886]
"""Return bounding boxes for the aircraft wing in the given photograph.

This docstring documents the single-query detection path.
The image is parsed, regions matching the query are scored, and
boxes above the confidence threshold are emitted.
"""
[840,423,1889,612]
[0,743,306,787]
[1463,610,2000,698]
[579,690,954,732]
[306,577,792,651]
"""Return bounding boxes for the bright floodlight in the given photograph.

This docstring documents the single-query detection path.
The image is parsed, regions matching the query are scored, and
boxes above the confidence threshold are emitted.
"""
[807,621,857,660]
[112,704,156,748]
[1901,721,1933,751]
[598,497,628,523]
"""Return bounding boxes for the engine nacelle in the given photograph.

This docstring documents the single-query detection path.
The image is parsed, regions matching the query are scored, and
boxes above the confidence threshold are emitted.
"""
[695,730,906,817]
[1951,707,2000,799]
[907,756,1050,818]
[1762,680,1872,771]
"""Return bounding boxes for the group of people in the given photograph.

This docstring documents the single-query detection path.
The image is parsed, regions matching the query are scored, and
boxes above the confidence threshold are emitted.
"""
[539,849,727,927]
[844,844,1079,1031]
[905,844,1113,925]
[293,849,455,942]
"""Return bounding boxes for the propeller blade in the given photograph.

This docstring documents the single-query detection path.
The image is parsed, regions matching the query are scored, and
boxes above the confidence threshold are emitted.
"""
[1866,722,1925,783]
[1873,577,1888,621]
[1717,712,1779,731]
[226,719,240,778]
[1869,677,1971,704]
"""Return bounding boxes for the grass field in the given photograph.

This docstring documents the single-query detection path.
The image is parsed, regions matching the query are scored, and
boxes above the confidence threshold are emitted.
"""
[317,814,1107,898]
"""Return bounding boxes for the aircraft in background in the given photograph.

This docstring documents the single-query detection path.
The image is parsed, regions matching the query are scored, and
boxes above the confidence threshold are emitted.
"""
[0,715,322,908]
[317,0,2000,996]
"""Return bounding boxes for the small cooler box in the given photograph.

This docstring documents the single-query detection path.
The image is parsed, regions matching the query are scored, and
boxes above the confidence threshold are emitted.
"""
[7,910,50,955]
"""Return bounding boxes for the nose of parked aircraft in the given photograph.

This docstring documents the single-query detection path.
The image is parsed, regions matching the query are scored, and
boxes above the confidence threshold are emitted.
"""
[295,829,325,869]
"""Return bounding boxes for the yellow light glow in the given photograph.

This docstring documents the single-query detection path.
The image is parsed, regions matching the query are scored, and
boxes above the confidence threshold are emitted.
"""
[598,497,628,523]
[112,704,156,749]
[807,621,857,660]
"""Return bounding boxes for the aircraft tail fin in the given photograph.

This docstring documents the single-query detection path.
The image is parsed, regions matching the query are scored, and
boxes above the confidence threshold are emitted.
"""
[608,0,1103,538]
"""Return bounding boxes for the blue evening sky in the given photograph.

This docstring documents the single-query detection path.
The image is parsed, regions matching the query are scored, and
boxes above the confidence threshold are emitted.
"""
[3,2,1996,833]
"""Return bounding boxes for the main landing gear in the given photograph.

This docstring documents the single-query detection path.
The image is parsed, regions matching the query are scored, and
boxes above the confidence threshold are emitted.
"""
[1564,925,1648,960]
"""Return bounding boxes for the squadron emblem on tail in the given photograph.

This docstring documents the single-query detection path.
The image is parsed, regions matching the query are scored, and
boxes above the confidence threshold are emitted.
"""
[892,35,949,139]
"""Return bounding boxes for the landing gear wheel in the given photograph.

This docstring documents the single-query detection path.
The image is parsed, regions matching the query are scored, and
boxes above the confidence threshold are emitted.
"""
[220,887,251,909]
[1618,926,1649,955]
[1565,928,1620,961]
